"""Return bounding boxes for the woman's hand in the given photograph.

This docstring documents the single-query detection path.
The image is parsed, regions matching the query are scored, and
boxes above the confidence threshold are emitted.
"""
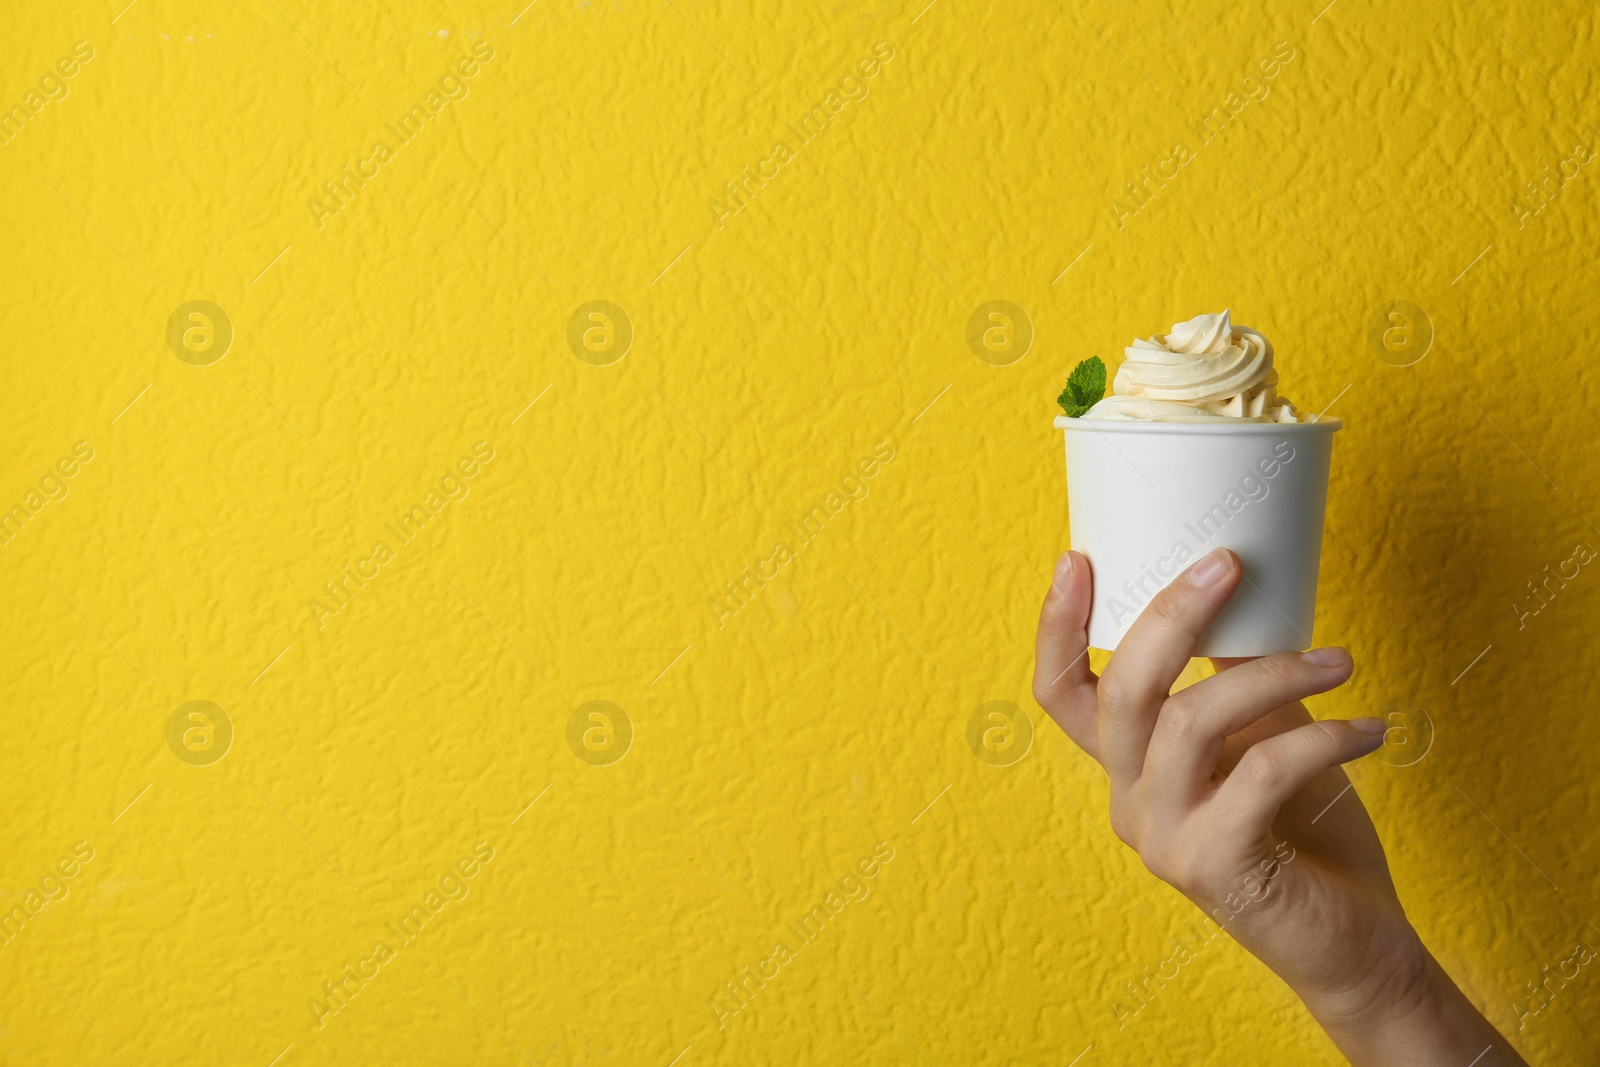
[1033,547,1526,1066]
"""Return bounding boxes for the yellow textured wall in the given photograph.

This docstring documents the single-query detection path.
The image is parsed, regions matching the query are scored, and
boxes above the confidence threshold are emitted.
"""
[1,0,1596,1063]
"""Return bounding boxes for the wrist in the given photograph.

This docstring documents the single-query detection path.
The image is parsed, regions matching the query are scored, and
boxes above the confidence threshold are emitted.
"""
[1298,920,1436,1032]
[1294,926,1525,1067]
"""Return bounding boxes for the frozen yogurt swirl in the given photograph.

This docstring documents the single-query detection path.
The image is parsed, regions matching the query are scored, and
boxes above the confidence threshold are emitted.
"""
[1082,310,1298,423]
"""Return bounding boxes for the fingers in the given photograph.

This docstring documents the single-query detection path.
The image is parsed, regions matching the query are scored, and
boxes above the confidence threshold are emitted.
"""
[1032,551,1101,761]
[1098,548,1241,781]
[1212,718,1386,841]
[1206,657,1322,773]
[1144,648,1355,802]
[1216,701,1311,775]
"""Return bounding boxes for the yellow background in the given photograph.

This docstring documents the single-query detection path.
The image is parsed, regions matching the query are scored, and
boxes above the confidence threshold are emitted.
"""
[2,0,1596,1063]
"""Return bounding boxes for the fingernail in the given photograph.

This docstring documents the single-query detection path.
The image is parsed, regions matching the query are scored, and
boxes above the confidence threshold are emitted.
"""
[1187,549,1231,588]
[1350,717,1386,736]
[1301,647,1353,671]
[1053,552,1074,588]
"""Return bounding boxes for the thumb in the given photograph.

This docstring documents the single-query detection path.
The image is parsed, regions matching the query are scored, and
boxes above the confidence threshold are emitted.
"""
[1032,551,1100,762]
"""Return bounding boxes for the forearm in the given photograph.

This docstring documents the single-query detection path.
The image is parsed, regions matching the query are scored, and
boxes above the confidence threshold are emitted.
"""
[1298,936,1527,1067]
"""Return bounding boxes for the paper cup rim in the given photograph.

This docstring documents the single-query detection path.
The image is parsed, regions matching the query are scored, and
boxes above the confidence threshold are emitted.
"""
[1053,415,1342,436]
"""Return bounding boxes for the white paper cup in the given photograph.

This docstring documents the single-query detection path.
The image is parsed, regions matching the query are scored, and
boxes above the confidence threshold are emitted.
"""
[1053,415,1341,657]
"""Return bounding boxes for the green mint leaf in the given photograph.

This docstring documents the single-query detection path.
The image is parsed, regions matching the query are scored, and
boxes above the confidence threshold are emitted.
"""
[1056,355,1107,417]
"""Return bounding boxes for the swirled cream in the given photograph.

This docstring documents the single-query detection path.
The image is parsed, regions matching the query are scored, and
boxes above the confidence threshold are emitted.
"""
[1082,310,1299,423]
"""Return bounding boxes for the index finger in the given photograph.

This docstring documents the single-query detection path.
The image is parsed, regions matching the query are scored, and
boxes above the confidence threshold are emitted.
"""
[1097,547,1241,780]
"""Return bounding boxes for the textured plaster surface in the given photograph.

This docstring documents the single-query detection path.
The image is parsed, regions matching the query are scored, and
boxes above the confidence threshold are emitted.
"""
[0,1,1597,1064]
